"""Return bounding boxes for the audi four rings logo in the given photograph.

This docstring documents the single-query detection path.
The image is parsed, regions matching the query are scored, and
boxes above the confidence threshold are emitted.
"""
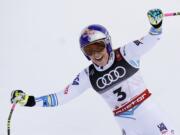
[96,66,126,89]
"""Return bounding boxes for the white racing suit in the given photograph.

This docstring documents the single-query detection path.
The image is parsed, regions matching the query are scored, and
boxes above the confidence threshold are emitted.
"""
[35,28,176,135]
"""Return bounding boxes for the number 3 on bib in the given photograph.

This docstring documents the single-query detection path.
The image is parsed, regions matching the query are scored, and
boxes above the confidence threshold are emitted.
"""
[113,87,126,101]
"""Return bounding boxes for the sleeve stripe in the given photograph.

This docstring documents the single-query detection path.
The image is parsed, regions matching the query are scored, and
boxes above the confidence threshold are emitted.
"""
[35,93,59,107]
[54,93,59,106]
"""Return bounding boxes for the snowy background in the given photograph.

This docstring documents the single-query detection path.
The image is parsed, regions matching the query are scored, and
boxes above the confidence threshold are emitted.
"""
[0,0,180,135]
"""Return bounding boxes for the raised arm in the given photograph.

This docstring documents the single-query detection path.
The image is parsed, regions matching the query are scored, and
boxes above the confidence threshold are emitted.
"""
[120,9,163,60]
[11,69,91,107]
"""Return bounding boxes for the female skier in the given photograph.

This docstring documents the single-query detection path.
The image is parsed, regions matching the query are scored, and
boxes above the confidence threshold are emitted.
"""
[11,9,176,135]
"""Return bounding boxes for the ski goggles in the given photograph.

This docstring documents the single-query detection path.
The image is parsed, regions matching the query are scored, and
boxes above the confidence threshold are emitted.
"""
[82,40,106,56]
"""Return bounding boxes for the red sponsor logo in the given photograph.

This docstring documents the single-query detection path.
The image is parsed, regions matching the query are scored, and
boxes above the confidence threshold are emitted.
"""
[83,29,95,37]
[64,85,70,94]
[113,89,151,115]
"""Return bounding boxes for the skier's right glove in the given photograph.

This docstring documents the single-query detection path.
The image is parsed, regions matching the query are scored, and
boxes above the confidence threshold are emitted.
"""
[11,90,36,107]
[147,9,163,29]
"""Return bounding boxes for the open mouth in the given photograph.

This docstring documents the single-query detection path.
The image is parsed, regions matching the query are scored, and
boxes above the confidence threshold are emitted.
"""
[95,55,104,62]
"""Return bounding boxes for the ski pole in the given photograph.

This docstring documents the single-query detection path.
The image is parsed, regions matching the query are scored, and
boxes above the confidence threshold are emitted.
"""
[164,12,180,17]
[7,103,17,135]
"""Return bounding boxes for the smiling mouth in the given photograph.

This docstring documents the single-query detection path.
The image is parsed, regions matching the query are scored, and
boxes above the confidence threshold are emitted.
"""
[95,56,104,61]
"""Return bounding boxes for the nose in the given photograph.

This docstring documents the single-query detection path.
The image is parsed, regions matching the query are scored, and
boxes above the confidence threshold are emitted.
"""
[92,52,101,58]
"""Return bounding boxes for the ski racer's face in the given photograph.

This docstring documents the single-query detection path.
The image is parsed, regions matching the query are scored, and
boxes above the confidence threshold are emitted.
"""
[82,40,109,67]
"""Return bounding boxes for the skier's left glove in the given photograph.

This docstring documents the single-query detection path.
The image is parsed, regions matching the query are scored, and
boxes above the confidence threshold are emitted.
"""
[147,9,163,29]
[11,90,36,107]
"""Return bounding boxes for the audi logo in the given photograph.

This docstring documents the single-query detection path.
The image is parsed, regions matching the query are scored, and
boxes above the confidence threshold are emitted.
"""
[96,66,126,89]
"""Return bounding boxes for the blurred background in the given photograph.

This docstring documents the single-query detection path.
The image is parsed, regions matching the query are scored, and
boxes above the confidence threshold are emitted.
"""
[0,0,180,135]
